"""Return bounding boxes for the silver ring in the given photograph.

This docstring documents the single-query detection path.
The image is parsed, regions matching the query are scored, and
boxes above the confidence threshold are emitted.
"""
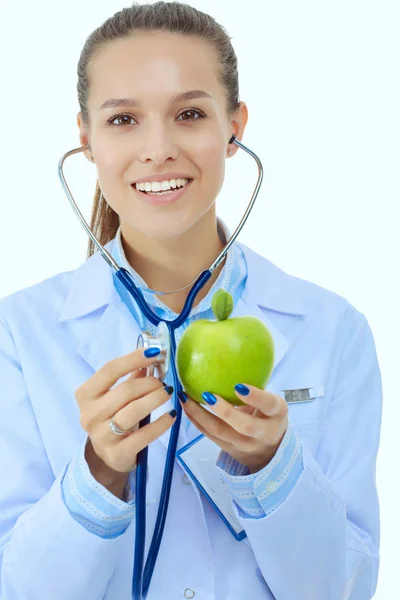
[108,416,129,436]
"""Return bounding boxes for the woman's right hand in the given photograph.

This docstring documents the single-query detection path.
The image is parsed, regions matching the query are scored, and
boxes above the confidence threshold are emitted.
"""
[75,347,176,491]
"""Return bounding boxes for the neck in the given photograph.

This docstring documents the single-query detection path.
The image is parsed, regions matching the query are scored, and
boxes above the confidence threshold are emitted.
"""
[120,212,227,313]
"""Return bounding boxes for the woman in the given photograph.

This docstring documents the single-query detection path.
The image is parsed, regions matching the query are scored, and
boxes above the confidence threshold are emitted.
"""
[0,2,382,599]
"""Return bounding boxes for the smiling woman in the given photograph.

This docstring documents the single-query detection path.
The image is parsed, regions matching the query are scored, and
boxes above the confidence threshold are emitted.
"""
[76,16,248,309]
[0,2,383,600]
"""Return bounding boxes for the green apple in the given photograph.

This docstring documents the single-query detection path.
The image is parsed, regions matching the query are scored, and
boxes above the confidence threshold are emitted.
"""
[176,289,275,405]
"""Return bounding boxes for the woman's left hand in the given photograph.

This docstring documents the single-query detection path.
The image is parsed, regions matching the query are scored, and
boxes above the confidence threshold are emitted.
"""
[179,384,289,474]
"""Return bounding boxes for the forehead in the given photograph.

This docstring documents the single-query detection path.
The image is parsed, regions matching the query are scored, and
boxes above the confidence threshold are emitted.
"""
[88,32,221,107]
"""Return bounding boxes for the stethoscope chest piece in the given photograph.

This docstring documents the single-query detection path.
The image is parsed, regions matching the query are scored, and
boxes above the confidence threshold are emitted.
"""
[136,320,170,380]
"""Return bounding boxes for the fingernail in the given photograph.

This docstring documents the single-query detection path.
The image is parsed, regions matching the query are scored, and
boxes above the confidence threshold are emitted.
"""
[169,409,177,419]
[144,347,161,358]
[234,384,250,396]
[164,385,174,396]
[202,392,217,405]
[178,390,188,404]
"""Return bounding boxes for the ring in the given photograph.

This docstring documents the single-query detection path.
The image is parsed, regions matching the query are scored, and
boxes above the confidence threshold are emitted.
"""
[108,416,129,436]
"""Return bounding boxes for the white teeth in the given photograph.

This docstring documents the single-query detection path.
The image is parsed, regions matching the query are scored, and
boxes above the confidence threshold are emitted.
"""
[135,178,189,192]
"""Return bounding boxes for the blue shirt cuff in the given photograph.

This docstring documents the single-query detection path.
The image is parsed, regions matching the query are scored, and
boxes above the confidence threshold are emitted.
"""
[61,436,137,538]
[215,421,304,519]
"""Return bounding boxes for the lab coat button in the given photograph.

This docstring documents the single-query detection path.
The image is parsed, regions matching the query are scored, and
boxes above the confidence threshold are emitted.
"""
[266,480,279,493]
[183,589,195,598]
[182,474,191,486]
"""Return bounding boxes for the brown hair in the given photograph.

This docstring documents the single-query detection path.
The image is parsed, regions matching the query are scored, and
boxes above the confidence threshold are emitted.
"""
[77,1,240,259]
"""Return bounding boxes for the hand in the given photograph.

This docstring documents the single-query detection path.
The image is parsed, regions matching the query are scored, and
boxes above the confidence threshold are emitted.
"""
[180,385,288,474]
[75,347,175,482]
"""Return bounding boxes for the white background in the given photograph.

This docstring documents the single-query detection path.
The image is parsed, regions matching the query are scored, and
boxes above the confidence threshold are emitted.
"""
[0,1,399,596]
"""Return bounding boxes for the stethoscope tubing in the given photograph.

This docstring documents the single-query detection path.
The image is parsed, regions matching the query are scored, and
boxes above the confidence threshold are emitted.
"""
[57,135,263,599]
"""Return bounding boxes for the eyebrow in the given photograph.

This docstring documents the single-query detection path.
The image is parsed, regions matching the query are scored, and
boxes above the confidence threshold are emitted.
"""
[99,89,213,110]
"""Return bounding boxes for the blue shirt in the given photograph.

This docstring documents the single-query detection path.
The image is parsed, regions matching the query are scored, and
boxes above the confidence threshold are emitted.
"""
[61,218,303,536]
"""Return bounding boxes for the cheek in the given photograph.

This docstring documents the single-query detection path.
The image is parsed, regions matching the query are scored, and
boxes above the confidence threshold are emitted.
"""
[195,138,226,188]
[91,132,129,174]
[95,168,123,211]
[96,153,125,175]
[206,152,226,194]
[196,133,224,161]
[92,143,129,210]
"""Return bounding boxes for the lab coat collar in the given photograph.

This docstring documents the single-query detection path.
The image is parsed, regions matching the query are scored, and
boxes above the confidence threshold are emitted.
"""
[59,239,307,323]
[58,238,307,450]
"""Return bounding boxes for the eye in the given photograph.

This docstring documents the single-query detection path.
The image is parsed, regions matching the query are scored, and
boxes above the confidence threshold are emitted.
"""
[107,108,205,127]
[108,114,136,126]
[176,109,205,121]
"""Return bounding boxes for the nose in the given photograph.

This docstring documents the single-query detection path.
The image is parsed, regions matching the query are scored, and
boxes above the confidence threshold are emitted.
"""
[139,121,179,164]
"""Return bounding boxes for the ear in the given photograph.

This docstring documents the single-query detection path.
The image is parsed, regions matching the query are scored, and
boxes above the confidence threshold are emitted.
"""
[76,111,93,162]
[228,101,249,157]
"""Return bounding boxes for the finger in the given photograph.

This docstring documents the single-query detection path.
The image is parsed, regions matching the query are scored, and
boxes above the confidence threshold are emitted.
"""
[234,385,286,418]
[85,376,161,428]
[97,376,167,423]
[182,398,247,445]
[129,367,148,380]
[129,367,166,389]
[105,385,174,440]
[78,348,165,401]
[234,405,260,416]
[232,405,265,422]
[201,393,267,439]
[118,407,177,455]
[185,413,235,454]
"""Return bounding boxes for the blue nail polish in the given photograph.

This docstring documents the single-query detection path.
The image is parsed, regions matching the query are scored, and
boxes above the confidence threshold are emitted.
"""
[178,390,188,403]
[202,392,217,405]
[235,384,250,396]
[144,347,161,358]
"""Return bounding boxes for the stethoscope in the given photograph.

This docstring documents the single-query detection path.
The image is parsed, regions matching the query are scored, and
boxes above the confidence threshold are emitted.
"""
[58,133,263,599]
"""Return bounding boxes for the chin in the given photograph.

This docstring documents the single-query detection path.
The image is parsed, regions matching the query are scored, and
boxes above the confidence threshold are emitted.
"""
[120,216,192,242]
[119,199,215,241]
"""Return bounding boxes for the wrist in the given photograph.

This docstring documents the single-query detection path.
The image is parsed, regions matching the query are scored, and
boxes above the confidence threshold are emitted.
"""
[85,440,130,499]
[247,427,289,474]
[103,477,130,501]
[247,448,278,474]
[248,460,271,475]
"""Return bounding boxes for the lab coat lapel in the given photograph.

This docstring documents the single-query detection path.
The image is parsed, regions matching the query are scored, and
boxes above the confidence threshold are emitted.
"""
[59,240,138,369]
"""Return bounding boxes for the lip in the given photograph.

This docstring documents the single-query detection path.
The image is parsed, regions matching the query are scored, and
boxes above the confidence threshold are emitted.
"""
[133,173,193,184]
[131,179,193,206]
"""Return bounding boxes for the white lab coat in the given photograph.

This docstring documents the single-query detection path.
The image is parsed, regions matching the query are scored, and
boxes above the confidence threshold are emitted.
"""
[0,239,382,600]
